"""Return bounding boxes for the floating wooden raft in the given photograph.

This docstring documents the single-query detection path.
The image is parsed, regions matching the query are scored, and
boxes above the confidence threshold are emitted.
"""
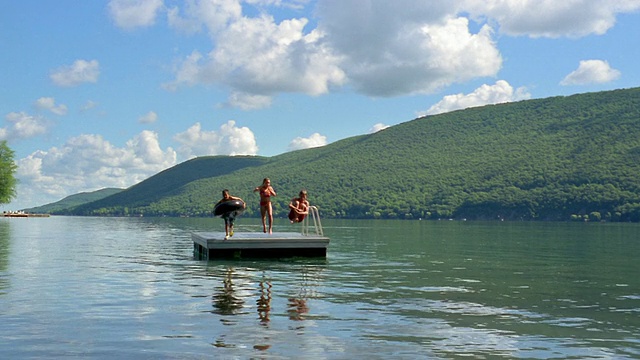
[192,231,330,259]
[193,206,330,259]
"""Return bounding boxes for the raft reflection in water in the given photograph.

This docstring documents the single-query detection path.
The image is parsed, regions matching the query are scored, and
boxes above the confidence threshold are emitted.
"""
[210,265,322,351]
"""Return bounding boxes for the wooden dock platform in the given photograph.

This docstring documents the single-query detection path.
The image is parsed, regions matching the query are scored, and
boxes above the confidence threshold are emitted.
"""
[192,231,330,259]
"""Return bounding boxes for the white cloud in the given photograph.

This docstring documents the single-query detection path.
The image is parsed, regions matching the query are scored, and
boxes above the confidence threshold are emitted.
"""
[560,59,621,85]
[288,132,327,151]
[1,112,49,141]
[159,0,640,108]
[317,3,502,97]
[173,120,258,159]
[222,92,273,110]
[245,0,308,9]
[108,0,164,30]
[168,2,502,104]
[138,111,158,124]
[120,0,639,107]
[167,0,241,35]
[163,51,203,91]
[81,100,98,112]
[369,123,389,133]
[464,0,640,38]
[34,97,68,115]
[422,80,531,116]
[13,131,177,209]
[50,59,100,87]
[126,130,175,165]
[166,13,345,109]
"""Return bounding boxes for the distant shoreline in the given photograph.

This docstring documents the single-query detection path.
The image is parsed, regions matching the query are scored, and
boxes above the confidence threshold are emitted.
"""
[2,212,50,218]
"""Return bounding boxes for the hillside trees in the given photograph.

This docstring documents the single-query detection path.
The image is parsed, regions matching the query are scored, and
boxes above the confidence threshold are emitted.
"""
[47,87,640,222]
[0,141,17,204]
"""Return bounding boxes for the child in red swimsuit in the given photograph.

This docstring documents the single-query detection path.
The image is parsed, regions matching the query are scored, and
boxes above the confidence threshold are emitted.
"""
[253,178,276,233]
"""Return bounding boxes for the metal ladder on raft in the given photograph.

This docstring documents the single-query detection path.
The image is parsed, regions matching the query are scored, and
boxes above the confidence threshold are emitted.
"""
[300,206,324,236]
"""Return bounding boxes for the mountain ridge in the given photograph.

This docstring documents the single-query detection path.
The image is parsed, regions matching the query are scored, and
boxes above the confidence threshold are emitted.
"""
[36,87,640,221]
[25,188,124,214]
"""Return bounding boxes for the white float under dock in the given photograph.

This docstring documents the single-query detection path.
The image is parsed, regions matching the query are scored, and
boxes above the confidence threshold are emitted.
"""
[192,206,330,259]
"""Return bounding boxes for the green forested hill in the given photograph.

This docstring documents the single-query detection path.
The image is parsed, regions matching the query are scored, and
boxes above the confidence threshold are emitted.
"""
[71,155,270,216]
[26,188,124,214]
[62,87,640,221]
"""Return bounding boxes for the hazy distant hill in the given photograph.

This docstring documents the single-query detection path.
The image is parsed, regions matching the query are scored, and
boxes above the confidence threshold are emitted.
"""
[58,87,640,221]
[25,188,124,214]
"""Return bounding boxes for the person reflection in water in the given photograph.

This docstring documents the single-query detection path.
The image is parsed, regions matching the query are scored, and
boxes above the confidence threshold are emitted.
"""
[287,297,309,321]
[211,267,244,318]
[256,279,272,325]
[253,277,273,352]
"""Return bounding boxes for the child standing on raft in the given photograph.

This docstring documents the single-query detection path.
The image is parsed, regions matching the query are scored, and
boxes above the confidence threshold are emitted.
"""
[254,178,276,233]
[215,189,245,240]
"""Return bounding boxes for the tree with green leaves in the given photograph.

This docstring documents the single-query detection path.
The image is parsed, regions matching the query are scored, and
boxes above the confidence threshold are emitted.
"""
[0,141,17,204]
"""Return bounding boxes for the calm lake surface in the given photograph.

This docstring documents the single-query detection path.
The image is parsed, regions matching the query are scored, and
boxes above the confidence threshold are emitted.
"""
[1,216,639,359]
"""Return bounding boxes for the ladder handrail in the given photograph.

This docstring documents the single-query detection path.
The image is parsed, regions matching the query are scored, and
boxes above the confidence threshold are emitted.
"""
[301,205,324,236]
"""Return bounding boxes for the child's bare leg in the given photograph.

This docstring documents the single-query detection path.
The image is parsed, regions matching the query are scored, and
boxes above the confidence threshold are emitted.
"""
[261,207,267,233]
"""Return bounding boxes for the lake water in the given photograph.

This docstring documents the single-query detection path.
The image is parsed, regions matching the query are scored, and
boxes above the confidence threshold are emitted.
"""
[1,216,639,359]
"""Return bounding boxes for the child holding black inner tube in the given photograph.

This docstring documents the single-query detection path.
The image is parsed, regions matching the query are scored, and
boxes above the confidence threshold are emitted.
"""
[215,189,245,240]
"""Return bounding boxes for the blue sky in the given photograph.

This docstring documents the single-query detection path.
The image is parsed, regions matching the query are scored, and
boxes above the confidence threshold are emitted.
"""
[2,0,640,210]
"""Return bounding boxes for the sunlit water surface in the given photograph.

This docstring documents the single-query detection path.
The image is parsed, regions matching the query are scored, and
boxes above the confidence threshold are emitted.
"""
[1,216,639,359]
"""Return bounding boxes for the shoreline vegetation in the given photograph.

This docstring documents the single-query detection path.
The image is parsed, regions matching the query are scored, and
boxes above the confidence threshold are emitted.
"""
[22,87,640,222]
